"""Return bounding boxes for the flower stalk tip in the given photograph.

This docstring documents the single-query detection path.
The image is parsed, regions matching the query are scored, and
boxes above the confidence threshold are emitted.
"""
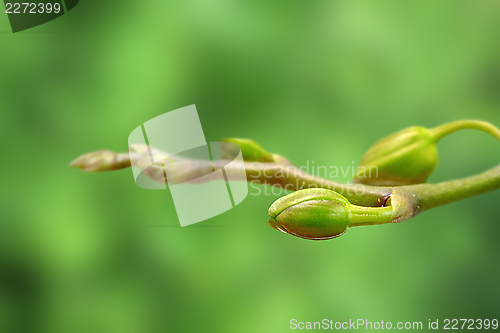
[70,150,131,172]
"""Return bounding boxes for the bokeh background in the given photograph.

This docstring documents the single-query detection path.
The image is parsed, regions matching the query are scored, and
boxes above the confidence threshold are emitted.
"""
[1,1,500,332]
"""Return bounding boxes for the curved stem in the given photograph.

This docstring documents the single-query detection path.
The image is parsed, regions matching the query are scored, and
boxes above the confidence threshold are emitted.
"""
[429,120,500,143]
[397,164,500,214]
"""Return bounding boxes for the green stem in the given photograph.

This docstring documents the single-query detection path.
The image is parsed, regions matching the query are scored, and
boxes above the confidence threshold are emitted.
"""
[71,144,500,224]
[398,164,500,214]
[429,120,500,143]
[348,205,394,227]
[70,147,393,207]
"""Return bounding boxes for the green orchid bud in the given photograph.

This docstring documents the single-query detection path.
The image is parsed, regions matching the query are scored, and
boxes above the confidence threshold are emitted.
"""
[353,120,500,186]
[221,138,275,163]
[268,188,393,240]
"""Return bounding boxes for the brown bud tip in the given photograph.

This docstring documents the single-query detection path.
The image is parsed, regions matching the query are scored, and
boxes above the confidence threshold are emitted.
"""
[70,150,130,172]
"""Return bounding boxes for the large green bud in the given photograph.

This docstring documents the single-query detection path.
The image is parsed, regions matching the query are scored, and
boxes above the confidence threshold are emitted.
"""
[353,120,500,186]
[268,188,393,240]
[353,126,437,186]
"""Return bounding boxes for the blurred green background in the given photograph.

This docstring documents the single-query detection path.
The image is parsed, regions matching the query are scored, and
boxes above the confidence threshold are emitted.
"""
[1,1,500,332]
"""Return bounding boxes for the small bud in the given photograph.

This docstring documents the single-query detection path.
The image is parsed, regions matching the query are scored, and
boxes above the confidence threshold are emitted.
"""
[353,120,500,186]
[221,138,275,163]
[268,188,393,240]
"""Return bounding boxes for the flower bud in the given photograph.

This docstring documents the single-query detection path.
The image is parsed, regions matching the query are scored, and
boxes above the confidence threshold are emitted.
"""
[221,138,275,163]
[353,120,500,186]
[268,188,393,240]
[353,126,437,186]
